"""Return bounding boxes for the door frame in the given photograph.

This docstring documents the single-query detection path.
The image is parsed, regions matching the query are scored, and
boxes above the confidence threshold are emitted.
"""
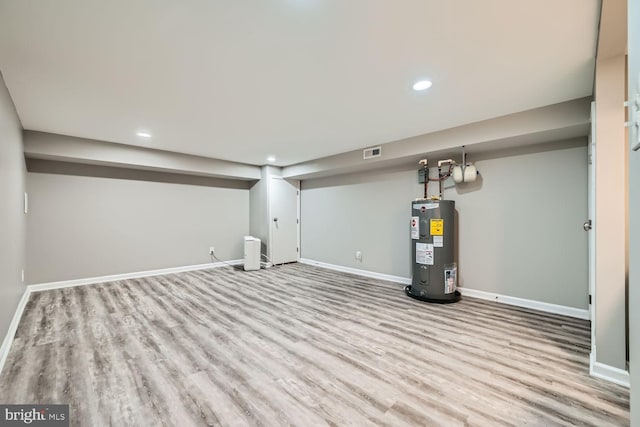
[588,101,597,372]
[267,176,300,264]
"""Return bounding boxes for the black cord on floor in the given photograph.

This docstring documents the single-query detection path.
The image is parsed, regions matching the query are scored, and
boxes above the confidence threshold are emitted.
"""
[210,252,287,272]
[210,253,244,271]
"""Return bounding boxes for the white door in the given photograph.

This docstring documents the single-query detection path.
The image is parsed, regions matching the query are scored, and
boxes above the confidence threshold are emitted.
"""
[269,177,300,264]
[588,101,597,367]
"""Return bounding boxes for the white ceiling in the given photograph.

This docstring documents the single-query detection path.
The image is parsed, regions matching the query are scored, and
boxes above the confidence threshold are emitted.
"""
[0,0,600,166]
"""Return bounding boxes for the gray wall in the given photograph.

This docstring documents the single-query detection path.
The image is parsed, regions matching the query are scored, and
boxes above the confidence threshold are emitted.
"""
[593,53,628,370]
[249,166,283,257]
[26,168,249,284]
[301,141,588,309]
[249,167,271,255]
[628,0,639,421]
[0,73,26,341]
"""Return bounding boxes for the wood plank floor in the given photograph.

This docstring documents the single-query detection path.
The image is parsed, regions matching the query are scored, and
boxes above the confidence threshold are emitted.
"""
[0,264,629,426]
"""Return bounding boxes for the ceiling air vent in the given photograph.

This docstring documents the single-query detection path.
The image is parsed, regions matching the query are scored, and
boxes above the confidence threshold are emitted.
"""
[363,146,382,160]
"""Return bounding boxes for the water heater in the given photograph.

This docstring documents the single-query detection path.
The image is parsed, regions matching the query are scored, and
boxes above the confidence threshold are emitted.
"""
[406,199,461,303]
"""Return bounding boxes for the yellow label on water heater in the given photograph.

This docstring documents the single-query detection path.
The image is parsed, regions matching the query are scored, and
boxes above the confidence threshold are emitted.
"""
[430,219,444,236]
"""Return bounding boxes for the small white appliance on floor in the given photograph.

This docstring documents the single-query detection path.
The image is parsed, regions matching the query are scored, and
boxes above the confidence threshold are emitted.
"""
[243,236,261,271]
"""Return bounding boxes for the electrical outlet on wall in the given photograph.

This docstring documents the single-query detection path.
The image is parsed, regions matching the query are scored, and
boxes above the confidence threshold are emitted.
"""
[21,269,24,283]
[209,247,215,255]
[355,251,362,261]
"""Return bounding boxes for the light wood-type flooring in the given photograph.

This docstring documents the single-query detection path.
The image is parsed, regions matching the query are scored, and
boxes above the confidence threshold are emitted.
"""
[0,264,630,426]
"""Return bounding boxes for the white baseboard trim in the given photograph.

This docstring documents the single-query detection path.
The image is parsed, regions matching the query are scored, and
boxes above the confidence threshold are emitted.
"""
[299,259,589,320]
[590,353,630,387]
[457,287,590,320]
[299,259,411,285]
[27,260,243,293]
[0,287,32,377]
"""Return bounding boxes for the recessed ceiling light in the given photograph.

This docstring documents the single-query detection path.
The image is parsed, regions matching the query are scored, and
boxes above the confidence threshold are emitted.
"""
[267,156,276,163]
[412,80,432,91]
[136,131,152,138]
